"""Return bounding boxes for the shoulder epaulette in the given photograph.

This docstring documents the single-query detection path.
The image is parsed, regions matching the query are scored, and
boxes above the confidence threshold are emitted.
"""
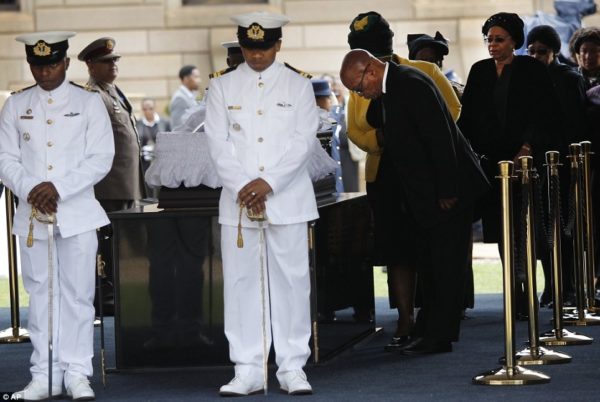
[284,63,312,79]
[209,65,237,79]
[10,84,36,95]
[71,81,98,93]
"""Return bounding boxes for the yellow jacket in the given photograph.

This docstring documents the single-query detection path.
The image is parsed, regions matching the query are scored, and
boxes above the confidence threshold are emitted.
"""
[347,55,461,182]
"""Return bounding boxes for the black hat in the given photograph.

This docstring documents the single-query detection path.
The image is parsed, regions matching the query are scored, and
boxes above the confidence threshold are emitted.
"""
[407,31,449,60]
[77,37,121,62]
[347,11,394,57]
[482,12,525,49]
[311,79,332,97]
[526,25,562,54]
[232,11,289,50]
[15,31,75,66]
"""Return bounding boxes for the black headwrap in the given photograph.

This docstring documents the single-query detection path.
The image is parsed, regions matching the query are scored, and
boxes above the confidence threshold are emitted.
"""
[347,11,394,57]
[526,25,562,54]
[482,12,525,49]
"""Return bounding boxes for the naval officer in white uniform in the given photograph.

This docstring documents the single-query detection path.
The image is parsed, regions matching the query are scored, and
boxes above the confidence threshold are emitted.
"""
[205,11,319,396]
[0,32,114,401]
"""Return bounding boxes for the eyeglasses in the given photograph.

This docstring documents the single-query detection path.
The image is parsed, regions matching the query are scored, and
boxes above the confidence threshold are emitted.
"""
[352,62,371,95]
[97,57,120,64]
[527,46,550,56]
[484,35,510,44]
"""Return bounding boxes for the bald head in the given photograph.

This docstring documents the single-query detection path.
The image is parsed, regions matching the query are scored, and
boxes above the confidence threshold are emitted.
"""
[340,49,385,99]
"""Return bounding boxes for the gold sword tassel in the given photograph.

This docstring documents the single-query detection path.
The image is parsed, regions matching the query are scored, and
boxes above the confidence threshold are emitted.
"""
[27,207,37,247]
[237,203,244,248]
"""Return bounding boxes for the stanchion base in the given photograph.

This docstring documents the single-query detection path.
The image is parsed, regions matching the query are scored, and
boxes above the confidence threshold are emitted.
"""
[515,347,571,365]
[539,329,593,345]
[562,311,600,326]
[0,327,30,343]
[473,366,550,385]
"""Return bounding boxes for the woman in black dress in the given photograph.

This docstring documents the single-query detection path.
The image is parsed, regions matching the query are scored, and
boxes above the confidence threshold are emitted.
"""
[458,12,560,314]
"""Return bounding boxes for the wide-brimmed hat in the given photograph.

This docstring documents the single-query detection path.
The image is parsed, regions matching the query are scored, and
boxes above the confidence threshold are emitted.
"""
[407,31,449,60]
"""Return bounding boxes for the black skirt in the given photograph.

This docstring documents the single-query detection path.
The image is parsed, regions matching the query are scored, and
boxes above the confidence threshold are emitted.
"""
[366,161,420,267]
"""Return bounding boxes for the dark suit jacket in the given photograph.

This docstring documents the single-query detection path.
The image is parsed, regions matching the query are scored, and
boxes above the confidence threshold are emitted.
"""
[87,78,145,201]
[547,61,588,148]
[378,62,489,229]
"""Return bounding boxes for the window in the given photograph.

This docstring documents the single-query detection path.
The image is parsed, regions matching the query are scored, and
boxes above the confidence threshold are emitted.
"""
[0,0,18,10]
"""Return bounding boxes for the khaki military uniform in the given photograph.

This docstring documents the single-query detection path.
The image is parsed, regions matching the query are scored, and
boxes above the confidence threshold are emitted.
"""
[86,78,144,203]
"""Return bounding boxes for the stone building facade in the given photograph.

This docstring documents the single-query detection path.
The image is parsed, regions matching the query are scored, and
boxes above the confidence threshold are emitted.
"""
[0,0,597,114]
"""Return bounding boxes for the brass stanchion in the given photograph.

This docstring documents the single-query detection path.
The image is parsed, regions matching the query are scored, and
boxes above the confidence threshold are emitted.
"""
[563,144,600,326]
[473,161,550,385]
[0,187,30,343]
[514,157,571,365]
[580,141,598,314]
[539,151,593,346]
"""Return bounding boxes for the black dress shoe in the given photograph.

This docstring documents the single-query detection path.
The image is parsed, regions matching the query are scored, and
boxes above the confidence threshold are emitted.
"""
[401,338,452,355]
[384,336,411,352]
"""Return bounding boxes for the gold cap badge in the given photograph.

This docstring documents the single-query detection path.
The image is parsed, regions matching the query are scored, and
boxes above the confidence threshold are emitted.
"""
[33,41,51,57]
[353,15,369,31]
[106,39,114,50]
[247,24,265,41]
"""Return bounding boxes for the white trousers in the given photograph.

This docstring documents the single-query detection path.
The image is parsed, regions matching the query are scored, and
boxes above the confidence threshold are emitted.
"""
[221,223,311,379]
[19,229,97,387]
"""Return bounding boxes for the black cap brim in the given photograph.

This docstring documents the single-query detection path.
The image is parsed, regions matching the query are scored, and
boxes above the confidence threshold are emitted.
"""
[239,39,278,50]
[27,52,66,66]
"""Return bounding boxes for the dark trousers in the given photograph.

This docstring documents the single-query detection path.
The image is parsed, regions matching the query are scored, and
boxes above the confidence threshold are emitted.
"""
[95,199,135,315]
[412,207,473,343]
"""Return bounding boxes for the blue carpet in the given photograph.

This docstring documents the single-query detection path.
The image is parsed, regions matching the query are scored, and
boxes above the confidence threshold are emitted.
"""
[1,295,599,401]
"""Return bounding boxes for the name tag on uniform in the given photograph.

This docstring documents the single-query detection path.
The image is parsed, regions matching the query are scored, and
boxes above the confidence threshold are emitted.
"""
[20,115,33,119]
[64,112,80,117]
[227,105,242,110]
[276,102,293,108]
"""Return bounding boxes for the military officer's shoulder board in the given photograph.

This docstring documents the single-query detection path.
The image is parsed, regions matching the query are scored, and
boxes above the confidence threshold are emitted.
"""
[70,81,98,93]
[284,63,312,79]
[10,84,36,95]
[209,65,238,79]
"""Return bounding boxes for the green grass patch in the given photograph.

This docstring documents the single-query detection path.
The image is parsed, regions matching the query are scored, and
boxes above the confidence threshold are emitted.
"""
[0,263,546,308]
[0,277,28,308]
[373,262,545,297]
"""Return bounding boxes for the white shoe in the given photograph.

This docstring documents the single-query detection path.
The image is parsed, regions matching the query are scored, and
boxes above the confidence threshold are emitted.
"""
[277,370,313,395]
[219,375,264,396]
[66,377,95,401]
[12,380,62,401]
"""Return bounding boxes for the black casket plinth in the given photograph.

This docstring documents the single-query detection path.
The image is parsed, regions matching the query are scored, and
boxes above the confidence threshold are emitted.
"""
[157,176,337,209]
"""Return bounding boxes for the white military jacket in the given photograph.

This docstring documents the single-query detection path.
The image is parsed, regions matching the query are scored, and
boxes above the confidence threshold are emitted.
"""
[205,61,319,227]
[0,80,114,238]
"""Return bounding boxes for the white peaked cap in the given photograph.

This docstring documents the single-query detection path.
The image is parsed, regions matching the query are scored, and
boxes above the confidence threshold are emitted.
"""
[15,31,76,45]
[221,40,240,49]
[230,11,290,28]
